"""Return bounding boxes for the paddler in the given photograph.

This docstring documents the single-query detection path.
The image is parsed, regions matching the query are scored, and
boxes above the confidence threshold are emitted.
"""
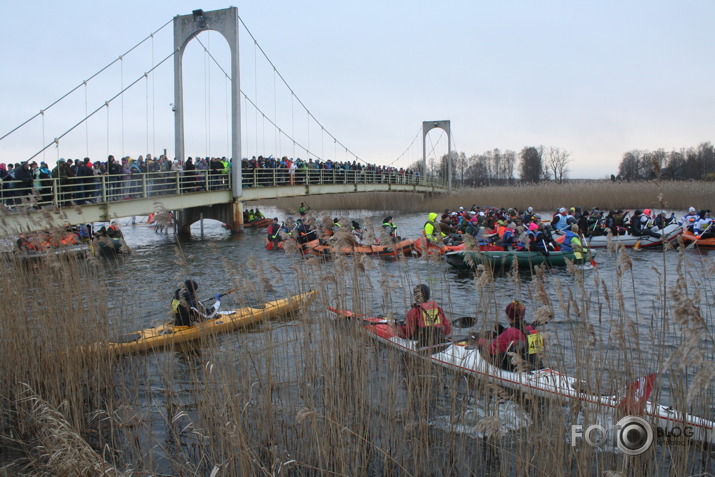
[559,224,585,264]
[396,284,451,349]
[477,300,543,370]
[172,279,221,326]
[382,216,399,242]
[266,217,282,245]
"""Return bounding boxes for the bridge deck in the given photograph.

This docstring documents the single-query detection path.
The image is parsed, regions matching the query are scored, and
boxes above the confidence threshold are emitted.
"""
[1,168,444,235]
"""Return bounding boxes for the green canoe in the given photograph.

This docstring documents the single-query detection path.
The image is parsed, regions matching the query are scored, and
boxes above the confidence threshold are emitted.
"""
[445,249,595,270]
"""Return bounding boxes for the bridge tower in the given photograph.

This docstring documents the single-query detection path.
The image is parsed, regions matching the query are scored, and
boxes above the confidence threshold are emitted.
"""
[173,8,244,233]
[422,120,452,192]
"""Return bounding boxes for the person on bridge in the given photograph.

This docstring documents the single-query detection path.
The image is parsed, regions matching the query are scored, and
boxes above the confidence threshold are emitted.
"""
[396,284,451,349]
[172,279,221,327]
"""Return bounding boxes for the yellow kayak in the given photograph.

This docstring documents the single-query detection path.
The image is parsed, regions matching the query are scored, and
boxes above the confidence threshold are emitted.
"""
[93,290,316,355]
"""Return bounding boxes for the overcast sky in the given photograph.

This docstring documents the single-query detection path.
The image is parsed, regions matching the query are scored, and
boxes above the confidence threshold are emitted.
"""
[1,1,713,178]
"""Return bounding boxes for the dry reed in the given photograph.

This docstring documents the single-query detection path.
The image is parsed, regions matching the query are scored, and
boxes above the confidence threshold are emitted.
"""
[0,204,713,476]
[254,180,714,214]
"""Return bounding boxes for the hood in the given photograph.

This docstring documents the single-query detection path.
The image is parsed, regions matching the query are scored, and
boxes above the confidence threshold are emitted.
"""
[428,212,438,222]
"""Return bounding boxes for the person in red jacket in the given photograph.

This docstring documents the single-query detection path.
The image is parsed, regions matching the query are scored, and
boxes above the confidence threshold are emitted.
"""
[477,300,541,370]
[398,284,451,348]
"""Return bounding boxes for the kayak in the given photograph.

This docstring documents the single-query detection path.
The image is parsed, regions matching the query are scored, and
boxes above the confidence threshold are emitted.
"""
[90,290,316,355]
[681,230,715,248]
[554,224,682,249]
[304,238,415,259]
[445,249,595,270]
[328,307,715,446]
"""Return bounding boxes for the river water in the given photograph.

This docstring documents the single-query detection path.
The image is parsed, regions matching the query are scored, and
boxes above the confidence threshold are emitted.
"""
[100,207,714,475]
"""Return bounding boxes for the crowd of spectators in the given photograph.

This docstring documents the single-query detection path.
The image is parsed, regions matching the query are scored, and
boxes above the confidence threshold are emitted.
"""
[0,154,421,208]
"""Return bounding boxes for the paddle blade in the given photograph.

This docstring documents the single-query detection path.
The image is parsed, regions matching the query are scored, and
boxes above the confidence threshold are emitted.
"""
[590,258,598,267]
[452,316,476,328]
[617,373,656,414]
[633,240,641,250]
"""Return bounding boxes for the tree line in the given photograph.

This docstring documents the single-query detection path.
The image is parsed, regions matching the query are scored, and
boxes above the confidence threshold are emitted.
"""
[410,145,572,186]
[616,142,715,181]
[409,141,714,185]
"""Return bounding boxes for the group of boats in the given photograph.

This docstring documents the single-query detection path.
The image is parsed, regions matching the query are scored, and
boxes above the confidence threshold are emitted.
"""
[259,216,701,271]
[261,211,715,270]
[2,224,130,262]
[29,207,711,452]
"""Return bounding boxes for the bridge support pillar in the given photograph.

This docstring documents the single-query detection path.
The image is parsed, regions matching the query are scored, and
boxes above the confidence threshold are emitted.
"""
[174,202,243,236]
[231,200,244,233]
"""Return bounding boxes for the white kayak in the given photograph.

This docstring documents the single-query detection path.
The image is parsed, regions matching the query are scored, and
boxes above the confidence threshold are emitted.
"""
[328,308,715,446]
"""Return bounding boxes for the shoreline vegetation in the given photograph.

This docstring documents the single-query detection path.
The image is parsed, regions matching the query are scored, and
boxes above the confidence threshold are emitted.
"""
[0,186,713,475]
[256,180,715,213]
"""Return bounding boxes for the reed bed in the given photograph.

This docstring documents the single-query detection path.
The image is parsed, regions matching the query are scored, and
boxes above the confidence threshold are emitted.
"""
[0,212,713,475]
[256,180,714,214]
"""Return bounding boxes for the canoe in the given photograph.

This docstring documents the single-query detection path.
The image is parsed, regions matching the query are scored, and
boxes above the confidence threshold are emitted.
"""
[445,249,594,270]
[680,231,715,248]
[554,224,682,249]
[328,307,715,446]
[90,290,316,355]
[305,238,415,259]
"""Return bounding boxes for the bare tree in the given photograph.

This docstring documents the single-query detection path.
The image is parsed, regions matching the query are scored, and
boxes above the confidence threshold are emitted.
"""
[544,146,572,183]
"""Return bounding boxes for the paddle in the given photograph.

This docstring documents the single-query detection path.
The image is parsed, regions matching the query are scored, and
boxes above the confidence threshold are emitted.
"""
[686,222,712,249]
[204,287,241,302]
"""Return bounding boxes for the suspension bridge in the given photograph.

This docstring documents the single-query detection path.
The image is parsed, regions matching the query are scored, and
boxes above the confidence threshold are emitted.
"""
[0,7,450,236]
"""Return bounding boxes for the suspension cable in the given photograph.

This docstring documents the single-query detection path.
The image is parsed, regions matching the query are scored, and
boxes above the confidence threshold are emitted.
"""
[145,72,150,155]
[151,33,156,155]
[238,15,364,163]
[84,81,89,157]
[241,92,318,159]
[387,125,422,166]
[120,56,125,157]
[25,50,175,163]
[0,19,172,143]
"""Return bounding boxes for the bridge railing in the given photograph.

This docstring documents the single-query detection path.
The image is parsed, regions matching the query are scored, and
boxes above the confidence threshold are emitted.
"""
[0,168,442,209]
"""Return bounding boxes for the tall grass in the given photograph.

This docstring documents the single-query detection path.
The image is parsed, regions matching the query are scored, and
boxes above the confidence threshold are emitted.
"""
[0,208,713,475]
[256,180,714,213]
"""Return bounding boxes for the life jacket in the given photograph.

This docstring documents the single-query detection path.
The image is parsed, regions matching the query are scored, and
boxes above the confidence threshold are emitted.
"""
[416,301,445,327]
[382,222,397,237]
[267,223,280,238]
[424,213,443,242]
[561,231,583,259]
